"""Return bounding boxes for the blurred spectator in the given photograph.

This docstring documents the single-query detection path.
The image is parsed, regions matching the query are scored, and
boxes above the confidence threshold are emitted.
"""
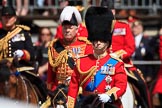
[16,0,29,16]
[131,20,154,83]
[35,27,53,81]
[152,27,162,108]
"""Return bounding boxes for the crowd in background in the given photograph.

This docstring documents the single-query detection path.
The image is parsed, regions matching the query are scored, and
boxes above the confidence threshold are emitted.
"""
[1,0,162,107]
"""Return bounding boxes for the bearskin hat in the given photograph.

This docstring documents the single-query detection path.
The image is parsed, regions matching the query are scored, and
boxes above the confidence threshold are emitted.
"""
[85,6,114,45]
[60,6,82,26]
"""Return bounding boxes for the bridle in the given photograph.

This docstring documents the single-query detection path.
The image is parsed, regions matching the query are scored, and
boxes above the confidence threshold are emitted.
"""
[52,88,67,107]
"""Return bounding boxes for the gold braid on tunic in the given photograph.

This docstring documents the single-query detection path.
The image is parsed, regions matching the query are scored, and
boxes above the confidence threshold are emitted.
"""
[48,39,68,68]
[0,26,22,60]
[76,59,97,86]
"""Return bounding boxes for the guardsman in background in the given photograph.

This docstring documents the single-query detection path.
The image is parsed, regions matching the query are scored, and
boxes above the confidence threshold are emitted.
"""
[152,27,162,108]
[0,5,35,67]
[67,6,127,108]
[47,6,93,91]
[100,0,152,108]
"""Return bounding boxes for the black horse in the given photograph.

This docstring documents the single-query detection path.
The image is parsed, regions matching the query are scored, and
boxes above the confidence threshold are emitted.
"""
[51,84,68,108]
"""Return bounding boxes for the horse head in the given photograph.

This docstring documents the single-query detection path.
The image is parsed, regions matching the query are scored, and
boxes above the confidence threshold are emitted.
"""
[0,58,20,98]
[51,84,68,108]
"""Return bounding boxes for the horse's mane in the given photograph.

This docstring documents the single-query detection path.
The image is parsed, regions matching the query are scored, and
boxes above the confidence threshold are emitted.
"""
[0,59,11,82]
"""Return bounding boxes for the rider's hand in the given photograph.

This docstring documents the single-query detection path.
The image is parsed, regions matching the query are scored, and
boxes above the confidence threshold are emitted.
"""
[98,94,111,103]
[14,50,24,58]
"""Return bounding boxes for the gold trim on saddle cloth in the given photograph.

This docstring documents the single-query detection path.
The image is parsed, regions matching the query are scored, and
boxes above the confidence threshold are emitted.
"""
[17,67,34,72]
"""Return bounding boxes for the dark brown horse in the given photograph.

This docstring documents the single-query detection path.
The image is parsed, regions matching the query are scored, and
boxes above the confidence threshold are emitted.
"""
[0,59,47,107]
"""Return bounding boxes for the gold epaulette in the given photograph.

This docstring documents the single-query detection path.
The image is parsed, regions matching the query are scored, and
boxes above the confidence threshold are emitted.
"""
[109,53,123,62]
[118,20,128,24]
[78,37,91,44]
[16,25,30,31]
[76,55,96,75]
[76,58,97,86]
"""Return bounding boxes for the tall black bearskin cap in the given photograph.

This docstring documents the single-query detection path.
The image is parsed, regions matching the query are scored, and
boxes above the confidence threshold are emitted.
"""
[101,0,114,9]
[1,6,16,16]
[85,6,114,45]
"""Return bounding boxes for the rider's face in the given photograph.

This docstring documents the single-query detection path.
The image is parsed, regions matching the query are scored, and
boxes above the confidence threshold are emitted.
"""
[2,15,17,30]
[62,24,78,42]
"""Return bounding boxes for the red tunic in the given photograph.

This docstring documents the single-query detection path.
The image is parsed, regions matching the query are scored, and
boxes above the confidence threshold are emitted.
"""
[152,36,162,94]
[111,20,135,66]
[47,37,93,91]
[67,54,127,108]
[55,24,88,39]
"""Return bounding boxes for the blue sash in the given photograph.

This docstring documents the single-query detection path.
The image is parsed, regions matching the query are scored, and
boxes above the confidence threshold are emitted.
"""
[85,58,118,91]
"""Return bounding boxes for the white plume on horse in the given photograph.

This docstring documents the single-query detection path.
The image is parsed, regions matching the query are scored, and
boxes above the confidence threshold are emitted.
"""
[0,97,37,108]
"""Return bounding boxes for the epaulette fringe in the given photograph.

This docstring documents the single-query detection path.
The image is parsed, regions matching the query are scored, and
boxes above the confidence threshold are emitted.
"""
[78,37,91,44]
[16,25,30,31]
[109,53,123,62]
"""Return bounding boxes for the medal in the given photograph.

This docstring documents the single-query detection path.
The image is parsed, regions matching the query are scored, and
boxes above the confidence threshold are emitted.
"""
[101,64,115,75]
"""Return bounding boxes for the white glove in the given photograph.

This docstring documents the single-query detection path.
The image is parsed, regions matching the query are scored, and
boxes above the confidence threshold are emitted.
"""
[98,94,111,103]
[14,50,24,58]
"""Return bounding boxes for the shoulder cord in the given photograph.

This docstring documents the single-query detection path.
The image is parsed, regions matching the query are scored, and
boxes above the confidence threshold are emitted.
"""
[0,27,22,60]
[76,59,97,86]
[48,40,68,67]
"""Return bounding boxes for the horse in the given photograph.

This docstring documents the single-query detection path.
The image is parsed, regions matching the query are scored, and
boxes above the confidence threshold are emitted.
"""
[48,84,81,108]
[122,65,152,108]
[0,58,47,107]
[48,84,68,108]
[121,82,136,108]
[79,94,118,108]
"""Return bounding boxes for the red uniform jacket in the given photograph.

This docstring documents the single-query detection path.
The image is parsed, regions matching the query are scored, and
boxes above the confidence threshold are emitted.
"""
[152,36,162,94]
[67,54,127,108]
[0,22,2,28]
[55,24,88,39]
[47,37,93,91]
[111,20,135,66]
